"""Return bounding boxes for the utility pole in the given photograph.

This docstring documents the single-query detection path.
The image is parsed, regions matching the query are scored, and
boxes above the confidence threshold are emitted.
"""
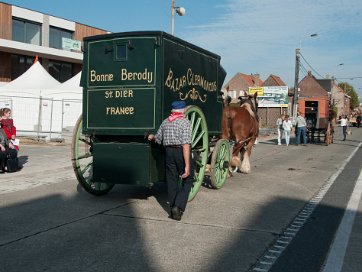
[292,48,300,118]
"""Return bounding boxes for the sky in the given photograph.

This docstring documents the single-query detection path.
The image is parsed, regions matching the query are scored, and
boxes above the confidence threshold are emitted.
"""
[4,0,362,100]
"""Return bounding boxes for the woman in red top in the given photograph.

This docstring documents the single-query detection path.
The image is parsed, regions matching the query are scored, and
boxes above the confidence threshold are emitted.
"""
[0,108,18,149]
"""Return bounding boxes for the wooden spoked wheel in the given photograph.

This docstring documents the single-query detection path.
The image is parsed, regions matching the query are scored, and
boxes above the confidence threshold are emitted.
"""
[71,115,114,195]
[185,106,209,201]
[210,139,230,189]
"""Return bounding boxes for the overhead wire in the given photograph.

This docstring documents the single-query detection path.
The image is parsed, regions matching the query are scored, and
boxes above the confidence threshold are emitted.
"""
[299,62,309,77]
[335,77,362,80]
[299,52,324,79]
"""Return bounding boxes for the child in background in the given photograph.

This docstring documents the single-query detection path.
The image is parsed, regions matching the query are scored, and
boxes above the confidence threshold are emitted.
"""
[0,108,18,150]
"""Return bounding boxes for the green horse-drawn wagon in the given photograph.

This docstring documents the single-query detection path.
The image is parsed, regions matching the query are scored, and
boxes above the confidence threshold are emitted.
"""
[71,31,229,200]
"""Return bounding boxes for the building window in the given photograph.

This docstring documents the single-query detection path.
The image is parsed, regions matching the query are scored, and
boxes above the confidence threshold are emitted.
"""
[49,26,73,50]
[12,18,41,45]
[11,55,37,80]
[48,60,72,83]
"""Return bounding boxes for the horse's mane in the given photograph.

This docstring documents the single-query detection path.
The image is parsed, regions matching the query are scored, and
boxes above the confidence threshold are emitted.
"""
[240,103,256,118]
[238,95,258,120]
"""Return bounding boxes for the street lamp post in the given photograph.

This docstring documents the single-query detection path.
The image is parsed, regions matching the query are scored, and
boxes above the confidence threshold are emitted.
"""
[171,0,186,35]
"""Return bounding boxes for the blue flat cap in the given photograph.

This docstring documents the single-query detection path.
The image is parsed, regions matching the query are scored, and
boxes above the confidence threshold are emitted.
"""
[171,101,186,110]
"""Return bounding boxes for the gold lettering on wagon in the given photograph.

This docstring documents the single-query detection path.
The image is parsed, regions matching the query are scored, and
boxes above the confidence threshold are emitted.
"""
[104,90,135,115]
[164,68,217,103]
[106,107,135,115]
[121,68,153,83]
[90,70,114,82]
[104,90,134,99]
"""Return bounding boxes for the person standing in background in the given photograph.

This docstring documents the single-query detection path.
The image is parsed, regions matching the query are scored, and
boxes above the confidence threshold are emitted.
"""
[276,114,284,145]
[282,114,293,146]
[356,114,361,128]
[296,111,307,145]
[339,115,348,141]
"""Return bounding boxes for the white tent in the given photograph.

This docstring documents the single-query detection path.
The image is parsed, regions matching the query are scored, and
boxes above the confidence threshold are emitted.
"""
[0,61,60,95]
[54,71,82,92]
[0,61,61,139]
[0,63,84,140]
[42,72,83,130]
[44,71,82,99]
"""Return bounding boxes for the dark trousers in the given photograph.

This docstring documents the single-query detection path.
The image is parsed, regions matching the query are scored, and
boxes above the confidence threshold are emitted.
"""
[165,146,194,211]
[0,147,17,169]
[342,126,347,140]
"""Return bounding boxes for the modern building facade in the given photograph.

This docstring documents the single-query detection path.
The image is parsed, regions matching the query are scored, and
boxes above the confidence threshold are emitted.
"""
[0,2,108,84]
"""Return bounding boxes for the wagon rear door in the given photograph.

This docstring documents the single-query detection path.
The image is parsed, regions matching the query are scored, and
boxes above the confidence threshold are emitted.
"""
[82,35,160,135]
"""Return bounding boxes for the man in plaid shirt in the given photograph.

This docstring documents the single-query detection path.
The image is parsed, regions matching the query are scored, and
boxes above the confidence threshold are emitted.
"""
[148,101,193,221]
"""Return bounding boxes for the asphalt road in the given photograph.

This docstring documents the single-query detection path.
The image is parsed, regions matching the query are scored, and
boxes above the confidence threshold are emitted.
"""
[0,127,361,272]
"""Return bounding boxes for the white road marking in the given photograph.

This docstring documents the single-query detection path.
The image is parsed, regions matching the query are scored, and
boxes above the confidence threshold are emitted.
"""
[250,141,362,271]
[322,168,362,272]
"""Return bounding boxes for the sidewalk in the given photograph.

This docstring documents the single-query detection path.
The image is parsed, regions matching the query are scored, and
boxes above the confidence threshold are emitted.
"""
[0,144,73,194]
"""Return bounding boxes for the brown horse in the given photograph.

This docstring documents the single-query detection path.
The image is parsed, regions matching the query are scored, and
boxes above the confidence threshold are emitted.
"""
[221,92,259,173]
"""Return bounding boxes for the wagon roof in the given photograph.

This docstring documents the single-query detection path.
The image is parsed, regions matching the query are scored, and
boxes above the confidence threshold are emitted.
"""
[83,31,221,60]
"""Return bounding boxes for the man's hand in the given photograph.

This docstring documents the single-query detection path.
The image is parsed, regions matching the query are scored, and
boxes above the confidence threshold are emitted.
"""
[148,134,155,141]
[181,166,190,179]
[0,144,5,152]
[9,142,15,149]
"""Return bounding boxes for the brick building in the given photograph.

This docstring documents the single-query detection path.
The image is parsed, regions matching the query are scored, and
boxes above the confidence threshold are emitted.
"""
[223,73,263,99]
[298,71,330,129]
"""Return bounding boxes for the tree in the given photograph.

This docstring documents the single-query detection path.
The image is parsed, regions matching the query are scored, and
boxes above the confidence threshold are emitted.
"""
[338,82,360,109]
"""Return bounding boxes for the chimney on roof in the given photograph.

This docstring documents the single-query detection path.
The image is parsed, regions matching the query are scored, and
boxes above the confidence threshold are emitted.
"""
[308,71,312,76]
